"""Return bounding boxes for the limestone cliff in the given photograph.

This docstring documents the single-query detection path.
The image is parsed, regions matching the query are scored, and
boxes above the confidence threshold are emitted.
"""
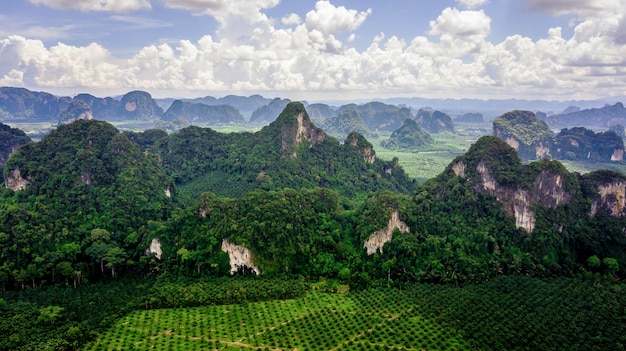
[221,239,260,275]
[5,168,29,191]
[364,210,410,255]
[589,180,626,217]
[474,161,573,233]
[450,137,575,234]
[145,238,163,259]
[279,102,326,159]
[345,131,376,164]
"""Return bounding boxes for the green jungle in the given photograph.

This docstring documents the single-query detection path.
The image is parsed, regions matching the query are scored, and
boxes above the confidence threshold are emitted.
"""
[1,102,626,351]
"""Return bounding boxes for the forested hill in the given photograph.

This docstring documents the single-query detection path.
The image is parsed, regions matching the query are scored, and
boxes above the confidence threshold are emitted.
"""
[1,120,176,285]
[152,101,415,199]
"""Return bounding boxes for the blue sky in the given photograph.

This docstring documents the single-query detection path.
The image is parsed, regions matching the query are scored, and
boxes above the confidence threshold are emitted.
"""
[1,0,625,101]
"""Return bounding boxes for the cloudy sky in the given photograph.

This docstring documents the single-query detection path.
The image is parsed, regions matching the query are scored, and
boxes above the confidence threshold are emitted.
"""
[1,0,625,101]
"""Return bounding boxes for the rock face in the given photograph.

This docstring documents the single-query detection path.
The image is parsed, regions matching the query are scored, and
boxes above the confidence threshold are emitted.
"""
[279,102,326,158]
[590,181,626,217]
[451,160,466,178]
[345,131,376,164]
[493,110,555,161]
[146,238,163,259]
[221,239,260,275]
[364,210,410,255]
[474,161,573,233]
[5,168,30,191]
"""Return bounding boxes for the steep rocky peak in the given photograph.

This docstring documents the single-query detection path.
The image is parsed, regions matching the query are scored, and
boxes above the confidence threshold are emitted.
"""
[277,102,326,158]
[345,131,376,164]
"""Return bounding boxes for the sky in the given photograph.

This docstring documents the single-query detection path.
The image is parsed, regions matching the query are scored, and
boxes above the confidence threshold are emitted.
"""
[1,0,625,102]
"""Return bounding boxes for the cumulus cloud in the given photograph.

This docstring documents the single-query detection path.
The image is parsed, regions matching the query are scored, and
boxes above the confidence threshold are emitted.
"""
[429,8,491,38]
[456,0,489,9]
[281,13,301,26]
[28,0,151,12]
[305,1,372,36]
[3,1,626,100]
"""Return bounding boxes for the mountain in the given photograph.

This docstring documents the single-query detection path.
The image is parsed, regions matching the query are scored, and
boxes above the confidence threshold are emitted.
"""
[547,102,626,128]
[381,119,434,151]
[321,109,372,139]
[493,110,555,161]
[119,91,163,120]
[249,98,291,123]
[58,98,93,125]
[337,102,411,131]
[306,103,336,119]
[415,109,455,133]
[455,112,484,123]
[74,93,121,120]
[0,123,31,175]
[152,102,415,199]
[162,100,245,124]
[0,87,61,120]
[2,119,175,283]
[554,127,624,162]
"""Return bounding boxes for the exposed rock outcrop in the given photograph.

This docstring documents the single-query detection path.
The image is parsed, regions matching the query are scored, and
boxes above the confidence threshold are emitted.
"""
[221,239,260,275]
[452,160,466,178]
[5,168,29,191]
[146,238,163,259]
[590,181,626,217]
[474,161,573,233]
[364,210,410,255]
[279,102,326,158]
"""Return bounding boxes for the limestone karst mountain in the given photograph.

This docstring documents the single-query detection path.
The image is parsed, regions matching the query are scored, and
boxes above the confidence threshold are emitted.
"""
[415,109,455,133]
[492,110,555,161]
[381,118,434,151]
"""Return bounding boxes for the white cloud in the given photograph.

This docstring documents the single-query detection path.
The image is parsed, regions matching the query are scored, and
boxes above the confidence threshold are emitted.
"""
[160,0,279,23]
[281,13,301,26]
[305,1,371,36]
[28,0,151,12]
[456,0,489,9]
[524,0,623,16]
[429,8,491,38]
[3,1,626,100]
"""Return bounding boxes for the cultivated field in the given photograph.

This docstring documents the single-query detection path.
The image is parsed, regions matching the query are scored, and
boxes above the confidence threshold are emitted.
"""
[82,276,625,351]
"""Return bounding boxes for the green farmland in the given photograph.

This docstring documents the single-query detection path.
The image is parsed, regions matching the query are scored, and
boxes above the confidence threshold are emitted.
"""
[83,276,625,351]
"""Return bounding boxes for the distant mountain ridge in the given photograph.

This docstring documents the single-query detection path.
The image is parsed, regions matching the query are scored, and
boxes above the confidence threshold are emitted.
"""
[547,102,626,128]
